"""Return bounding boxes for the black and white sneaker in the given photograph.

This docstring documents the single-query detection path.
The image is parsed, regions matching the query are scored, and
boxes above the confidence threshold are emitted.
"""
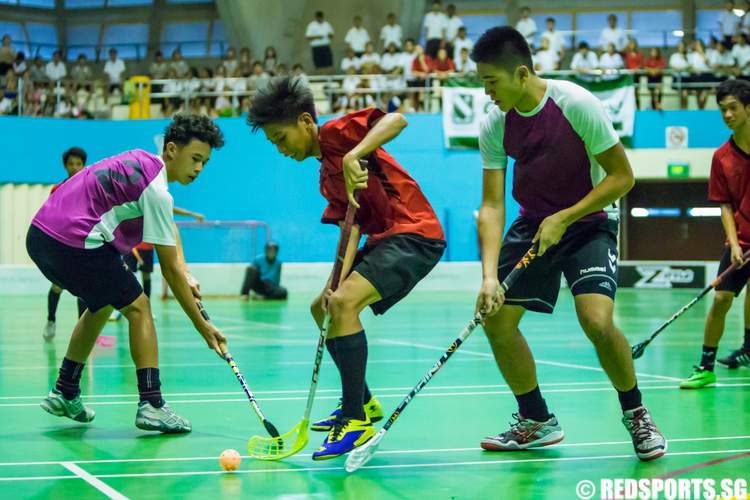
[717,347,750,369]
[622,406,666,461]
[481,413,564,451]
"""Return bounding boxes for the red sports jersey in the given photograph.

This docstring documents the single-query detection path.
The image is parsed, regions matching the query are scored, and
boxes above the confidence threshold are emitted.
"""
[318,108,444,246]
[708,138,750,248]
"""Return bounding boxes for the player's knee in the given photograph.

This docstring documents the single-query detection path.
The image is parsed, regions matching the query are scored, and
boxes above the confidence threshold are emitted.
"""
[713,292,734,312]
[121,293,151,320]
[327,291,356,318]
[579,313,613,344]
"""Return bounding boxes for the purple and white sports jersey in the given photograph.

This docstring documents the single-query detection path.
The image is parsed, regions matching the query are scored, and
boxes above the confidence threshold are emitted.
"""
[479,79,620,222]
[32,149,176,254]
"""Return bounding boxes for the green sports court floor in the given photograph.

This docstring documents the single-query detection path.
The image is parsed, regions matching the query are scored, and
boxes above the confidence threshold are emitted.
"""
[0,289,748,499]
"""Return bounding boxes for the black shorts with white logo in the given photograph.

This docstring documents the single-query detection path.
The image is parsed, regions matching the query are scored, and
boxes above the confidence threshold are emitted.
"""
[498,216,619,314]
[714,246,750,296]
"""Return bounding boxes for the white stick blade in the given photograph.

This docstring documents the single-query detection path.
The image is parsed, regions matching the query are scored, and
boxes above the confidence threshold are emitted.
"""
[345,432,384,472]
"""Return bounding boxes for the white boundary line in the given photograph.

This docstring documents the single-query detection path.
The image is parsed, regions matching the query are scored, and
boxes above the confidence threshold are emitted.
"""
[2,448,748,481]
[59,462,128,499]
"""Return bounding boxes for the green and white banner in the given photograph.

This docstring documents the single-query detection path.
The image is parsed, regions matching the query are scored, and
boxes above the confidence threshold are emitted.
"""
[442,75,636,149]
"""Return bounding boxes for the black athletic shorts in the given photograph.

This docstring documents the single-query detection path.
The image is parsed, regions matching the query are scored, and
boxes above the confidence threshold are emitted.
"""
[351,233,445,315]
[124,247,154,273]
[714,246,750,296]
[498,216,619,314]
[26,225,143,312]
[312,45,333,68]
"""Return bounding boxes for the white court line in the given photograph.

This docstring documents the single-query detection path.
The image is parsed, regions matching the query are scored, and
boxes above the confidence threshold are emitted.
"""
[59,462,128,499]
[381,338,683,381]
[3,383,750,408]
[2,435,749,468]
[2,448,749,481]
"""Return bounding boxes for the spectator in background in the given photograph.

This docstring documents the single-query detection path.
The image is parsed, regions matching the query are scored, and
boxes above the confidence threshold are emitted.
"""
[380,12,403,50]
[29,56,45,82]
[732,33,750,75]
[600,14,627,52]
[149,50,168,79]
[380,42,403,74]
[742,0,750,34]
[452,26,473,62]
[305,11,335,72]
[245,61,267,91]
[456,47,476,73]
[274,63,289,76]
[359,41,381,72]
[422,0,447,59]
[711,39,737,77]
[644,47,665,110]
[103,48,126,92]
[263,46,277,75]
[0,34,14,77]
[345,16,370,58]
[515,6,537,49]
[541,17,565,58]
[444,4,464,59]
[688,39,711,109]
[533,37,559,72]
[238,47,252,77]
[70,54,92,83]
[13,51,27,76]
[432,47,455,80]
[623,38,643,70]
[410,44,432,110]
[401,38,417,85]
[669,41,690,108]
[170,48,189,78]
[240,241,288,301]
[340,47,361,73]
[45,50,67,83]
[570,41,598,73]
[292,63,308,86]
[719,1,741,45]
[0,69,18,115]
[222,47,238,76]
[599,42,624,70]
[342,66,361,93]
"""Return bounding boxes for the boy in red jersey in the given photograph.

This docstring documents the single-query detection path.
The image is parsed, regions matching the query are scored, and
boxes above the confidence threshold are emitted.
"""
[247,76,446,460]
[681,79,750,388]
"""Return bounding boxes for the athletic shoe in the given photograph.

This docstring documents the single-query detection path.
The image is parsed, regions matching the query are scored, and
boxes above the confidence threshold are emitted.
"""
[480,413,564,451]
[135,401,191,433]
[717,347,750,369]
[40,388,95,423]
[622,406,667,461]
[679,366,717,389]
[312,415,374,461]
[43,321,56,341]
[311,395,384,432]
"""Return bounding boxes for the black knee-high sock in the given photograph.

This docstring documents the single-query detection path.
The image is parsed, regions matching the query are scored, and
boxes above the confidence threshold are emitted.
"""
[142,278,151,298]
[515,386,551,422]
[47,288,61,322]
[76,298,87,318]
[333,331,368,420]
[136,368,164,408]
[326,337,373,403]
[744,328,750,350]
[56,357,84,400]
[701,345,718,371]
[617,384,643,412]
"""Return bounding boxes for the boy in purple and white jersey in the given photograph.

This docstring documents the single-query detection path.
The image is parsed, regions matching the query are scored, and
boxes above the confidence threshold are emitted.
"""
[27,114,227,433]
[471,27,666,461]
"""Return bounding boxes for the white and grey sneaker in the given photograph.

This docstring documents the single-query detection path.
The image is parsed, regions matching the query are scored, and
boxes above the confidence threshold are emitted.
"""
[622,406,667,461]
[481,413,564,451]
[135,401,191,433]
[43,321,56,341]
[40,388,95,423]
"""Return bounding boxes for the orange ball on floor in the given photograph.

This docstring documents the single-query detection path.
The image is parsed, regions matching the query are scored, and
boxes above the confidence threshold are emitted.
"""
[219,449,241,471]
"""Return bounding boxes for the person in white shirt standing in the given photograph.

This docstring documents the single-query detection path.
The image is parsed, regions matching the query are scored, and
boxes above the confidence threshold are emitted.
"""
[719,1,742,45]
[453,26,473,62]
[515,6,537,49]
[345,16,370,58]
[422,0,448,59]
[103,48,126,92]
[533,37,559,73]
[733,33,750,75]
[305,11,335,72]
[541,17,565,58]
[444,4,464,61]
[45,50,67,82]
[600,14,627,52]
[380,12,403,50]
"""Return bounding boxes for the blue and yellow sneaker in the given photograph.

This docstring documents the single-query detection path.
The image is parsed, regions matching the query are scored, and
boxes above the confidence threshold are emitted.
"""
[311,395,383,432]
[312,415,374,461]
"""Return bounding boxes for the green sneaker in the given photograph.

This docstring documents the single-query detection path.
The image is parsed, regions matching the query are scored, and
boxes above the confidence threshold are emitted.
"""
[40,388,95,422]
[135,401,191,433]
[311,395,384,432]
[679,366,717,389]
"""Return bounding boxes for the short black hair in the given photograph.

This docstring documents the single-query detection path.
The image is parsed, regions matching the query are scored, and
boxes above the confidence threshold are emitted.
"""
[470,26,534,73]
[546,17,555,23]
[163,113,224,150]
[247,76,316,132]
[717,78,750,106]
[62,147,87,165]
[578,41,590,50]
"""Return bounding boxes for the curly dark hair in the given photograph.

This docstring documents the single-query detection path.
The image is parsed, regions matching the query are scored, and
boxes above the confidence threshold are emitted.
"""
[717,79,750,106]
[163,113,225,150]
[62,146,87,165]
[246,76,316,132]
[470,26,534,74]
